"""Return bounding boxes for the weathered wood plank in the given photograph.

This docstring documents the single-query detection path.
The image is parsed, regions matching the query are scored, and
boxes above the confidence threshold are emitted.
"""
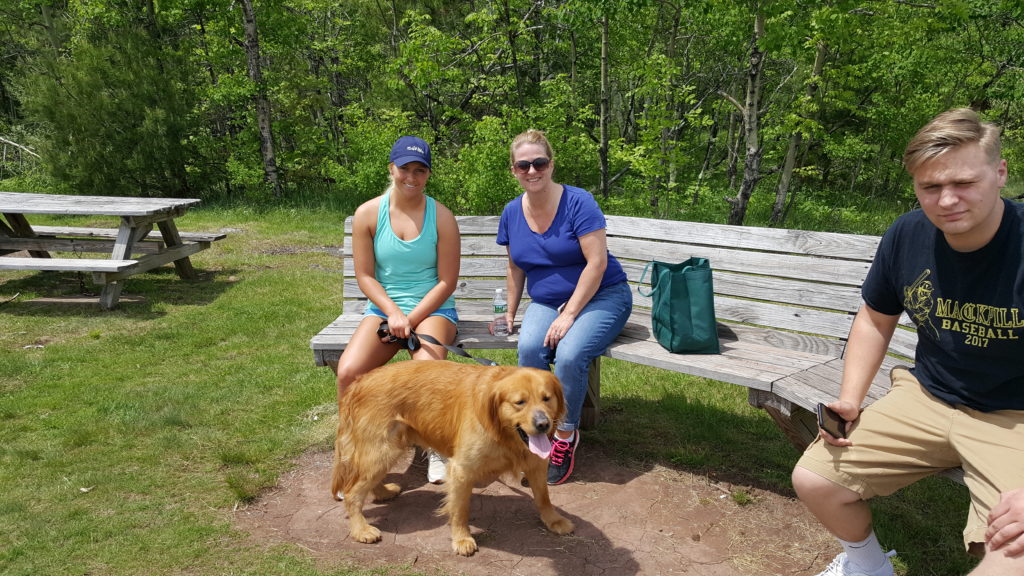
[609,236,872,285]
[604,215,881,260]
[0,237,165,254]
[0,191,200,216]
[0,256,137,272]
[31,225,226,242]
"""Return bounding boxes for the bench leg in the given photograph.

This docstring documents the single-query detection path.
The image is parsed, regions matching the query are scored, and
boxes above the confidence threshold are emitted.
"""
[580,358,600,430]
[748,389,818,451]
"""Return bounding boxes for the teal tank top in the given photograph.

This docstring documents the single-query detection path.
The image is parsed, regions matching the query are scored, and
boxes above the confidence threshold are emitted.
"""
[367,192,456,315]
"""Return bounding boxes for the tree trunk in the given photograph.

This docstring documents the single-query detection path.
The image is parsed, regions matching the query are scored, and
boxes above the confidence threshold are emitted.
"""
[770,132,800,224]
[771,41,826,225]
[239,0,283,197]
[693,114,719,206]
[658,6,682,215]
[726,108,739,190]
[501,0,524,109]
[598,15,610,199]
[725,12,765,226]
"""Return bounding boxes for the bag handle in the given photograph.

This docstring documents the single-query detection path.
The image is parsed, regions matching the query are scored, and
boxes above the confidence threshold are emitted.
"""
[637,261,655,297]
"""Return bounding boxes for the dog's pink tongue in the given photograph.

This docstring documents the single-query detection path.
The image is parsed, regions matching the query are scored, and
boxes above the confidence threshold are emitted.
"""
[528,434,553,459]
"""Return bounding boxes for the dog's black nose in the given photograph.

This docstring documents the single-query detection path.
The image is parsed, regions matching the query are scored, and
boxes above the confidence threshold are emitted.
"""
[532,411,551,433]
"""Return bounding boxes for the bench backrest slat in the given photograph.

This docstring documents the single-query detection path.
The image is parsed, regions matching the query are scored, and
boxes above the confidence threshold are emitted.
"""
[610,237,872,285]
[606,215,881,260]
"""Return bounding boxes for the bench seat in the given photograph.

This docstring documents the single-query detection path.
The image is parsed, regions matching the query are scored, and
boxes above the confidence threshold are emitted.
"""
[0,256,138,273]
[310,214,925,453]
[30,225,227,243]
[0,226,225,256]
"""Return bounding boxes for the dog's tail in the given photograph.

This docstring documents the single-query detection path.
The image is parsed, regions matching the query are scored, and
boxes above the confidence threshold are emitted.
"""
[330,415,351,500]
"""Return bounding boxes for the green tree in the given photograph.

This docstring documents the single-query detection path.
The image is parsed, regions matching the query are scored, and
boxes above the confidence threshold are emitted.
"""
[19,0,195,196]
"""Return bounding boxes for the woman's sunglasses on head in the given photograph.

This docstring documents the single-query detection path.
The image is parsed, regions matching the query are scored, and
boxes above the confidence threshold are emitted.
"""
[513,157,551,173]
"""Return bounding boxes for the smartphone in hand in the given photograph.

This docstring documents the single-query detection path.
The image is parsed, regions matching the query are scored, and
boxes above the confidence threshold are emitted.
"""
[816,402,848,439]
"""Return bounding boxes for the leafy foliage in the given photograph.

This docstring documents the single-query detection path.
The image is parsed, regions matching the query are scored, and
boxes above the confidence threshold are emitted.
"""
[1,0,1021,226]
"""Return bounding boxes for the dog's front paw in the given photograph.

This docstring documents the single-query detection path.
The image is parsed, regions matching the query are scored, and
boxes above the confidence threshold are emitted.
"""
[451,536,478,556]
[350,525,382,544]
[544,514,574,535]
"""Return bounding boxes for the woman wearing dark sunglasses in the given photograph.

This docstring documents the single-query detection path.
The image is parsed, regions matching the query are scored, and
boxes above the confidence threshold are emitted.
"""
[495,129,633,485]
[335,135,460,485]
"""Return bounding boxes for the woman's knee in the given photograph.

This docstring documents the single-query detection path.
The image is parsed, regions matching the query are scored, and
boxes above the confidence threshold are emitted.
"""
[411,344,447,361]
[517,331,549,364]
[335,361,364,391]
[554,351,591,381]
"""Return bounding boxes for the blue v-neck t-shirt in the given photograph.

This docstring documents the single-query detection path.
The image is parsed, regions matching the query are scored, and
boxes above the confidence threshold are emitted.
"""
[497,185,626,306]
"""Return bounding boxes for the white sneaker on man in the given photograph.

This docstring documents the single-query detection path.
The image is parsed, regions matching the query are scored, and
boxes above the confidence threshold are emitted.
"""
[427,450,447,484]
[816,550,897,576]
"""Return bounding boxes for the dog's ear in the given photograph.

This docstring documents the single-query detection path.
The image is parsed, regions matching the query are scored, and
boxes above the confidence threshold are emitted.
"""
[482,376,507,440]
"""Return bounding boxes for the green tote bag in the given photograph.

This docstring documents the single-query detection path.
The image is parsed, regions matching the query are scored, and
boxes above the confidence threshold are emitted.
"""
[637,257,720,354]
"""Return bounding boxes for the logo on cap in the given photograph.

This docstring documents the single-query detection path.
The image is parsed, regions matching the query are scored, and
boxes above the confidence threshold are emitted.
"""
[390,135,432,169]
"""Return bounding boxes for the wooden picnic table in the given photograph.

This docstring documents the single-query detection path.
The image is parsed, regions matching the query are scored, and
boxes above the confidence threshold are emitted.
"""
[0,191,225,308]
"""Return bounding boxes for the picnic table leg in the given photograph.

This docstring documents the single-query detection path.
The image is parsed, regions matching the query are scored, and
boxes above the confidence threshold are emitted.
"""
[99,283,123,309]
[2,213,51,258]
[98,220,153,309]
[157,219,197,280]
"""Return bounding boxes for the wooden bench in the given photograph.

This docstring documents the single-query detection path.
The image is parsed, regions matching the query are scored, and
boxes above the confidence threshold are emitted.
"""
[310,214,918,451]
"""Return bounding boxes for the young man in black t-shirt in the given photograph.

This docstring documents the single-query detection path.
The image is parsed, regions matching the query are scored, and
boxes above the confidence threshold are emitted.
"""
[792,108,1024,576]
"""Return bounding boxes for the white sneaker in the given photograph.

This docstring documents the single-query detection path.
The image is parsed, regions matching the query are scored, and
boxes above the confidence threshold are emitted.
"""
[815,551,897,576]
[427,451,447,484]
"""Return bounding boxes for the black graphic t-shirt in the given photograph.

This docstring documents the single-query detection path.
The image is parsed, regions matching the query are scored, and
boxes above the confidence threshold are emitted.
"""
[862,198,1024,411]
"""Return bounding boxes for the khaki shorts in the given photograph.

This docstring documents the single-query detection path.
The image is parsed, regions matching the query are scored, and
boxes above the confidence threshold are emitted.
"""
[797,367,1024,549]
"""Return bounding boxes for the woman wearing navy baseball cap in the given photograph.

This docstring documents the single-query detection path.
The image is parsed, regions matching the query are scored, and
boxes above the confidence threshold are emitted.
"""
[335,135,460,484]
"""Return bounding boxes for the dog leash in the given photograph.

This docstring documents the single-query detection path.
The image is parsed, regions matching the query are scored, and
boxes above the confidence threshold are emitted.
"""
[377,320,499,367]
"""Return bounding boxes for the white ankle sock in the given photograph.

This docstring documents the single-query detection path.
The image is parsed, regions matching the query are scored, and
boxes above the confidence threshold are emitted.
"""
[556,431,575,443]
[839,530,887,572]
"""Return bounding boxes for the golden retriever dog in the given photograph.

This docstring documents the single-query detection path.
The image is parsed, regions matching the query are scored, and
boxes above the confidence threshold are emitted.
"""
[331,360,574,556]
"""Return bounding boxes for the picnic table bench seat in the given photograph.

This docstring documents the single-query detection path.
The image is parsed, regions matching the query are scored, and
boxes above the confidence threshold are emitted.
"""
[0,256,138,273]
[311,214,921,454]
[1,225,225,255]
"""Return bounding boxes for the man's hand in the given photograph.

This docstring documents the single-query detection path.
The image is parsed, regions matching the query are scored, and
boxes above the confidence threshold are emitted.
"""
[819,400,860,447]
[986,488,1024,556]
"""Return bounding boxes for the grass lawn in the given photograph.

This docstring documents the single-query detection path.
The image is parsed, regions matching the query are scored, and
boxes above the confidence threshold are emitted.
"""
[0,205,975,575]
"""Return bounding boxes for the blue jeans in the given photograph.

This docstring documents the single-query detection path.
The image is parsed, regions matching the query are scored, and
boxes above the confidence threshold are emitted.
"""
[518,281,633,431]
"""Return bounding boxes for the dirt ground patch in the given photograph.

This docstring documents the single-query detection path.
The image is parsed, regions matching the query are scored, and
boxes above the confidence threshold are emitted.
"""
[234,445,839,575]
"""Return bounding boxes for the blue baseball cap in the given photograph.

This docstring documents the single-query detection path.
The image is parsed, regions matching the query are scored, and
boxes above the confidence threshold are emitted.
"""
[389,136,432,169]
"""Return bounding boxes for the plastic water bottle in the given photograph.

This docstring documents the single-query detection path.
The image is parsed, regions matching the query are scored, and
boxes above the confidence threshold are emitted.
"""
[493,288,509,336]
